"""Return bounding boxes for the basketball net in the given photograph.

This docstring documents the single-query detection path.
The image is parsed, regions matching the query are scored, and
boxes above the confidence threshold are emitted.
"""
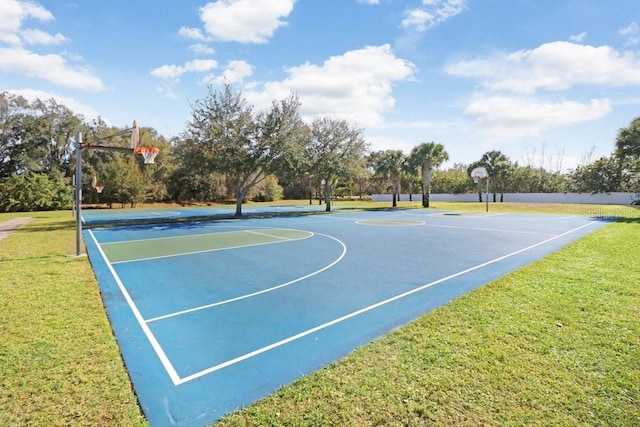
[135,146,160,164]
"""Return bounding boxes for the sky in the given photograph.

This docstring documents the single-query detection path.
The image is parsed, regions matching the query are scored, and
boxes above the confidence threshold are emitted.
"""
[2,0,640,172]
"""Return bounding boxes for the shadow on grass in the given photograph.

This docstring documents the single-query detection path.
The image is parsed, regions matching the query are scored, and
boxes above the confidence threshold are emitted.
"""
[20,220,76,232]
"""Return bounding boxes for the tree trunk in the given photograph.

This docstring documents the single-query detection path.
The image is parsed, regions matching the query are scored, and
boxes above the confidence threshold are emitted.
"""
[325,183,332,212]
[422,162,432,208]
[235,186,244,217]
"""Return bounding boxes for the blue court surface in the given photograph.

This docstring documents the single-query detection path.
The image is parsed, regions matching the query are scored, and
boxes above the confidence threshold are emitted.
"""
[82,206,609,426]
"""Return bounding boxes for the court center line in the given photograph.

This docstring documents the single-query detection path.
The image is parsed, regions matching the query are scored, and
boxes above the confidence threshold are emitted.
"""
[87,229,182,386]
[145,232,347,323]
[175,220,597,385]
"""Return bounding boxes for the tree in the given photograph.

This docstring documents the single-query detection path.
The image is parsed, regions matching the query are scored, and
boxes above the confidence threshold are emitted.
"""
[185,85,308,216]
[431,164,474,194]
[408,142,449,208]
[22,98,83,176]
[0,92,30,178]
[307,118,368,212]
[615,116,640,160]
[569,156,623,194]
[370,149,405,207]
[479,150,512,202]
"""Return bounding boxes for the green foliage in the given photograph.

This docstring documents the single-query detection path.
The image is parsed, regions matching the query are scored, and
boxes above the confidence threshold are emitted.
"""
[369,149,405,206]
[431,166,474,194]
[615,116,640,160]
[307,117,368,211]
[408,142,449,207]
[0,173,72,212]
[251,175,284,202]
[569,156,623,193]
[184,85,309,216]
[0,92,30,178]
[507,166,570,193]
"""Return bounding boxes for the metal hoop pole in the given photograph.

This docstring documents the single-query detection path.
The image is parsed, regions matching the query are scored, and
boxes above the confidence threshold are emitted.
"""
[75,132,83,256]
[485,177,489,213]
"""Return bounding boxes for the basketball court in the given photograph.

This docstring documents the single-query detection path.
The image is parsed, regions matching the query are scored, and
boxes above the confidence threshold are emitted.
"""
[82,206,609,426]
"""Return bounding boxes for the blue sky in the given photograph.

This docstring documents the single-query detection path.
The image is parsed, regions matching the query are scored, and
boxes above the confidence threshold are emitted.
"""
[2,0,639,171]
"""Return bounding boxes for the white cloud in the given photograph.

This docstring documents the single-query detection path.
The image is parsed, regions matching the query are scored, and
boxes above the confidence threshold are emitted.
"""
[188,43,215,55]
[178,26,207,41]
[464,96,612,139]
[245,44,416,126]
[444,41,640,139]
[446,41,640,94]
[150,59,218,82]
[619,22,639,45]
[357,0,380,4]
[199,0,295,43]
[569,32,586,42]
[0,47,104,91]
[402,0,466,32]
[0,0,54,45]
[202,60,253,85]
[21,28,68,45]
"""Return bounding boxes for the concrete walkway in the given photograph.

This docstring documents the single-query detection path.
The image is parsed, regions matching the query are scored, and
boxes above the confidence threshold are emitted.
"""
[0,217,32,242]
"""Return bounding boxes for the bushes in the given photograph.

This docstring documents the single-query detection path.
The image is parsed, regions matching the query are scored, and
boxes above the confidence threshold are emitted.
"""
[0,173,72,212]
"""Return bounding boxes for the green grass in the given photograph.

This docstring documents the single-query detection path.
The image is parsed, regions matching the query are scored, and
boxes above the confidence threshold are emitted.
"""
[0,211,146,426]
[1,203,638,426]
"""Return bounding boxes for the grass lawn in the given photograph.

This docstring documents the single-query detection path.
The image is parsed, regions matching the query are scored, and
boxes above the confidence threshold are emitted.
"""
[1,202,638,426]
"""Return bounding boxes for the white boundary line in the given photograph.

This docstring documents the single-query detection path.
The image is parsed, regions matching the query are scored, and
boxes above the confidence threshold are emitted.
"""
[175,221,596,384]
[146,232,347,323]
[422,222,557,236]
[90,220,596,387]
[87,229,182,385]
[355,219,425,226]
[110,230,314,264]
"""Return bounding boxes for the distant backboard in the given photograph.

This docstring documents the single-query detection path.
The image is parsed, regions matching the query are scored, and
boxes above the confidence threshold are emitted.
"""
[471,166,488,183]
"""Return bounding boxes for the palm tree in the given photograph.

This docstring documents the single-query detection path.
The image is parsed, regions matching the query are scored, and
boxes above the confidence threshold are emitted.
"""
[408,142,449,208]
[615,116,640,160]
[480,150,512,202]
[371,149,405,207]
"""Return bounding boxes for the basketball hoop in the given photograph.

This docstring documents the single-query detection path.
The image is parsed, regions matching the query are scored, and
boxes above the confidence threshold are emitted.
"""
[470,167,488,183]
[95,184,104,193]
[135,145,160,164]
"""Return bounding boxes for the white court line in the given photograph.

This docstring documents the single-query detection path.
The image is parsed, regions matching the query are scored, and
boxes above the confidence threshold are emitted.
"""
[100,227,305,245]
[422,222,557,236]
[175,220,596,385]
[146,232,347,323]
[244,229,296,240]
[87,229,182,386]
[110,231,314,265]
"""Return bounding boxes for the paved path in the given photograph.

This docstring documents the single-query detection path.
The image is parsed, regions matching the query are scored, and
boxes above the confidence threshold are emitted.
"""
[0,217,32,242]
